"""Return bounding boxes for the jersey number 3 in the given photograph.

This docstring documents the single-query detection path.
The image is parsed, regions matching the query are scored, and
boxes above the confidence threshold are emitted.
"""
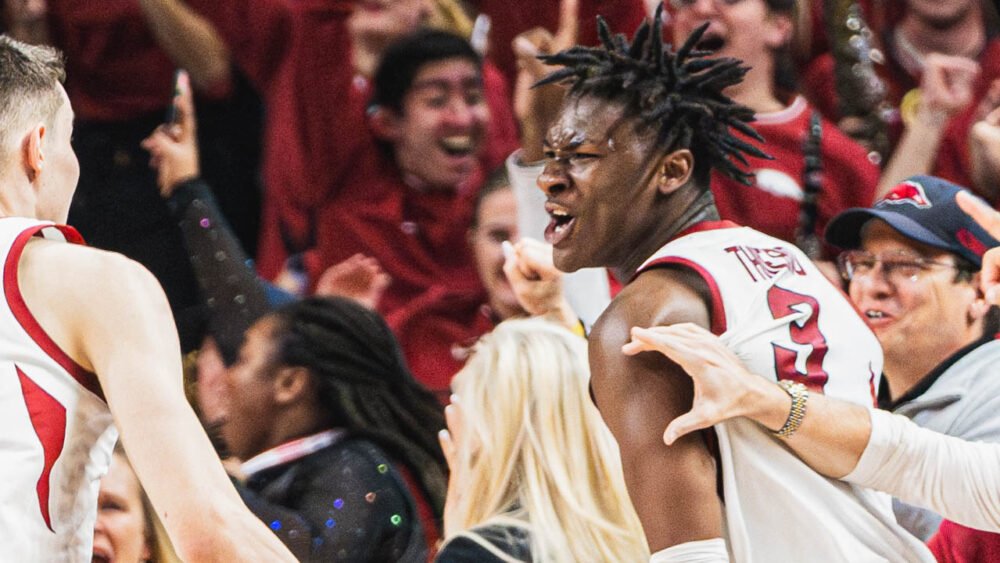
[767,285,829,392]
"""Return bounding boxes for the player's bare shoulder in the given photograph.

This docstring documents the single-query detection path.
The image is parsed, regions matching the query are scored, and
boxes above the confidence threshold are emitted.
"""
[592,267,714,346]
[17,239,170,372]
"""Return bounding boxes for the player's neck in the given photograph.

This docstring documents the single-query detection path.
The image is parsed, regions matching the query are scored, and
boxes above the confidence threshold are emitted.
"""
[613,188,719,281]
[896,13,985,62]
[0,173,39,219]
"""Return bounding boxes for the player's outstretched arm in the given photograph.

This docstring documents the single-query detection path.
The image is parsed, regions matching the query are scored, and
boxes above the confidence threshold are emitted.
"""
[624,323,1000,532]
[590,269,724,558]
[19,241,296,562]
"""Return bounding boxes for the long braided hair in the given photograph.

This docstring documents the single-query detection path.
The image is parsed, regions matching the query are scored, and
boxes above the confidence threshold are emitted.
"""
[536,3,770,185]
[267,296,447,517]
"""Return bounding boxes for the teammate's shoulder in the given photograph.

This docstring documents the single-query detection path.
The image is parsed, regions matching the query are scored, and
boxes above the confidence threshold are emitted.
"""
[21,239,159,292]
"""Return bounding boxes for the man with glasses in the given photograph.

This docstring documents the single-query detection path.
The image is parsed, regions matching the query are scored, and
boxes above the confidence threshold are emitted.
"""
[826,174,1000,540]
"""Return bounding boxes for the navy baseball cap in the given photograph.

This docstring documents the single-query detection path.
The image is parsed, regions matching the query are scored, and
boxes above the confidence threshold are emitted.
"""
[825,175,999,268]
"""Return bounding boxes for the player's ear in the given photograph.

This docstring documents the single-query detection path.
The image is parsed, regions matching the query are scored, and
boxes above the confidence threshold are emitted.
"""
[22,123,46,182]
[273,365,313,406]
[656,149,694,195]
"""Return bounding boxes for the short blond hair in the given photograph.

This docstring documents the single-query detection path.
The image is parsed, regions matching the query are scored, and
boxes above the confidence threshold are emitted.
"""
[443,318,648,562]
[0,35,66,157]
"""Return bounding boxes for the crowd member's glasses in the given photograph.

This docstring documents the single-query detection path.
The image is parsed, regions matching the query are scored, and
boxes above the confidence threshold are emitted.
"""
[837,250,961,285]
[670,0,745,9]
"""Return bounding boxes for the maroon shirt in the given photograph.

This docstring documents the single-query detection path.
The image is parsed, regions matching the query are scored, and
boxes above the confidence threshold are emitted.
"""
[471,0,647,88]
[46,0,175,121]
[711,97,879,258]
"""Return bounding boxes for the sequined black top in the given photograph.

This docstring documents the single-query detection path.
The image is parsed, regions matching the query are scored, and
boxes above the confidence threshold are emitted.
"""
[435,524,532,562]
[238,437,429,562]
[166,178,279,364]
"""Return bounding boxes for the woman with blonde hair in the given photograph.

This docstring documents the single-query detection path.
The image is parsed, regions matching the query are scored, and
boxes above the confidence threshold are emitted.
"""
[436,318,648,562]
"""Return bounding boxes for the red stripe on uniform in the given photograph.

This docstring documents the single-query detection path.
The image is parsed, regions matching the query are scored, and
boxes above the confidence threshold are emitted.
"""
[17,365,67,532]
[638,256,729,335]
[3,225,103,401]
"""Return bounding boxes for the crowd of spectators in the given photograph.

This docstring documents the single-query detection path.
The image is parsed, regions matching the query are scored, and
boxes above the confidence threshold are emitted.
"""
[4,0,1000,560]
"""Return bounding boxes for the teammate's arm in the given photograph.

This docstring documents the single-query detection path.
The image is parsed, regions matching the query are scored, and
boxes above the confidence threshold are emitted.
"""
[589,268,724,556]
[624,322,1000,532]
[20,242,296,562]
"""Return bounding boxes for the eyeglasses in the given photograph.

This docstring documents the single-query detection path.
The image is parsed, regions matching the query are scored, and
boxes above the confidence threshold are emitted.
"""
[669,0,746,9]
[837,250,961,285]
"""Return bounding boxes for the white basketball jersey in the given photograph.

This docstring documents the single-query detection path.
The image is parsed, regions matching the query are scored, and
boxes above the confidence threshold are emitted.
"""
[0,218,117,562]
[638,221,932,562]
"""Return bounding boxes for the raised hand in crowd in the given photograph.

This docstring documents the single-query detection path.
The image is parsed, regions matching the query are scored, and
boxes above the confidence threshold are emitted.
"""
[511,0,578,162]
[970,80,1000,203]
[141,70,200,197]
[2,0,48,44]
[314,253,392,309]
[877,54,981,198]
[957,190,1000,306]
[502,238,579,333]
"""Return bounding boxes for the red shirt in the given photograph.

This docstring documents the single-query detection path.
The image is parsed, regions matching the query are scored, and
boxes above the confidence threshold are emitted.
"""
[471,0,647,88]
[928,520,1000,563]
[187,0,518,278]
[46,0,176,121]
[711,97,879,258]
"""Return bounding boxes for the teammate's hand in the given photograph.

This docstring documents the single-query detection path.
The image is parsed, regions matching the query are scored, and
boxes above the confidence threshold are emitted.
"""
[141,70,200,197]
[956,190,1000,305]
[622,323,774,445]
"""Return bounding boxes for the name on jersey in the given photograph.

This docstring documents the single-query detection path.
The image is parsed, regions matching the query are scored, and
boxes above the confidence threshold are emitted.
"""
[725,245,806,282]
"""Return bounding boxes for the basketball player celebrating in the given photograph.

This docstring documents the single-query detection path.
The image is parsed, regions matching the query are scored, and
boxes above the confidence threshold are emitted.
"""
[0,37,293,561]
[535,7,931,562]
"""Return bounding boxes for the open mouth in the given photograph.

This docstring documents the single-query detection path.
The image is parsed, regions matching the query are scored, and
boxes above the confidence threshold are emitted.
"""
[544,203,577,246]
[92,547,112,563]
[696,32,726,53]
[440,136,475,157]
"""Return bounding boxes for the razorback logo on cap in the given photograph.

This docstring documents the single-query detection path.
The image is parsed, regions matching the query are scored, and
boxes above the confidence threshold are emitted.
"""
[878,180,932,209]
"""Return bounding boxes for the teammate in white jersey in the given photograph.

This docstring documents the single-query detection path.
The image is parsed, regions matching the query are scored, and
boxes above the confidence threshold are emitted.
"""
[534,7,930,562]
[0,36,293,561]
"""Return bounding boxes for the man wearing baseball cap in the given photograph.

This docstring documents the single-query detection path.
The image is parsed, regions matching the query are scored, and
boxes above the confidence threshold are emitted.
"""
[826,175,1000,542]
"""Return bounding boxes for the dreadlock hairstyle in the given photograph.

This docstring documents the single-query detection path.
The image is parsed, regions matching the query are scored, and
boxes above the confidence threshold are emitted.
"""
[267,296,448,518]
[536,3,770,185]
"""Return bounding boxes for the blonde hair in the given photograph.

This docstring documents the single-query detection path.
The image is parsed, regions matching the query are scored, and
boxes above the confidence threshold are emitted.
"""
[443,318,648,562]
[112,446,182,563]
[0,35,66,156]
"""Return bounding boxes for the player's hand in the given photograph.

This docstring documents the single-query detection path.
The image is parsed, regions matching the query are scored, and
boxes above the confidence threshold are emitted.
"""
[622,323,771,445]
[916,54,980,126]
[502,238,578,330]
[141,70,200,197]
[512,0,578,162]
[314,253,390,310]
[956,190,1000,305]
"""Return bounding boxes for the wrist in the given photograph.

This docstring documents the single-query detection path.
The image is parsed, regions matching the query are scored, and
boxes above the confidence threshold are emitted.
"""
[743,377,794,432]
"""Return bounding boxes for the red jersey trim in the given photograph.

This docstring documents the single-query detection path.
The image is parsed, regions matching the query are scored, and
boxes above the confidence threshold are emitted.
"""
[4,225,103,401]
[17,365,68,533]
[671,220,742,242]
[639,256,728,335]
